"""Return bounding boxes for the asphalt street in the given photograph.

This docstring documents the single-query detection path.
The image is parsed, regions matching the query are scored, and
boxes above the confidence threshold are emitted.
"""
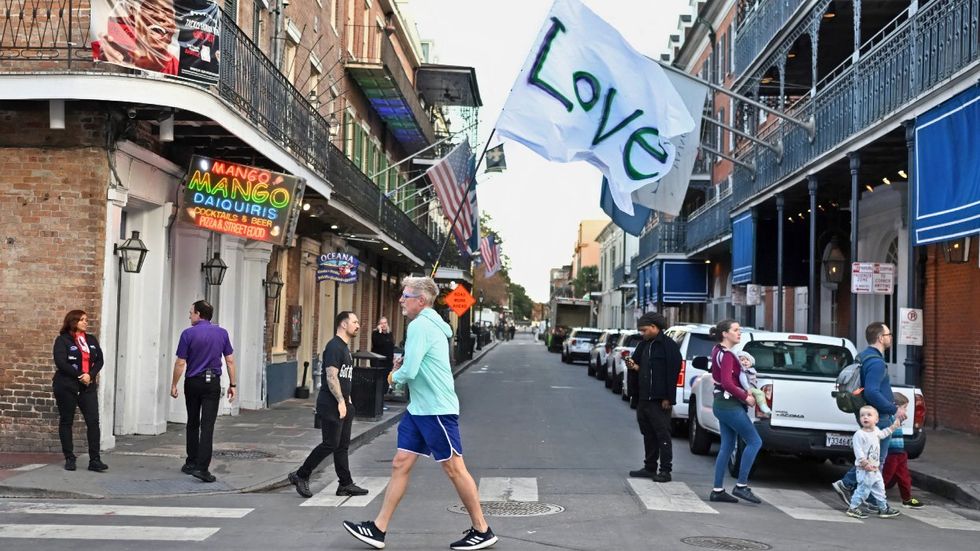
[2,332,979,550]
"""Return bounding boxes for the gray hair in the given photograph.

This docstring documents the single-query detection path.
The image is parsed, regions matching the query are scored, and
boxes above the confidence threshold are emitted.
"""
[402,276,439,307]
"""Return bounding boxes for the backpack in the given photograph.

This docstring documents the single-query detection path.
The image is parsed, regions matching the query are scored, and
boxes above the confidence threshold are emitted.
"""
[835,356,866,413]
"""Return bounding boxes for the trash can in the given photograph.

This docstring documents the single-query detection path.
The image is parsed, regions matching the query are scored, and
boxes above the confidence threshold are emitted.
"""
[352,351,387,421]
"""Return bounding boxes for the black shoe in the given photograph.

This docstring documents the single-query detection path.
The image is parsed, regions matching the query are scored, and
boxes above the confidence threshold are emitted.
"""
[191,469,216,483]
[64,457,76,471]
[831,480,854,507]
[88,459,109,472]
[343,520,386,549]
[289,471,313,498]
[181,462,196,475]
[709,490,739,503]
[628,468,657,478]
[337,483,369,496]
[652,471,672,483]
[450,526,498,550]
[732,485,762,504]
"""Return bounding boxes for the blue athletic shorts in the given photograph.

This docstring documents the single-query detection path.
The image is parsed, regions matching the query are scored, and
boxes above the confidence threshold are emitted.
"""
[397,411,463,462]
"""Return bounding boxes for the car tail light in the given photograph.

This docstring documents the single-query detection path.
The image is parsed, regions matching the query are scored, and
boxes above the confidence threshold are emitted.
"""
[755,384,773,418]
[788,335,809,340]
[620,350,630,359]
[570,339,577,345]
[676,360,686,387]
[914,393,926,429]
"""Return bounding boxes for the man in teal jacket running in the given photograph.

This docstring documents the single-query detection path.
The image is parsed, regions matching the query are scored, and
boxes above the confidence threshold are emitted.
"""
[344,277,497,551]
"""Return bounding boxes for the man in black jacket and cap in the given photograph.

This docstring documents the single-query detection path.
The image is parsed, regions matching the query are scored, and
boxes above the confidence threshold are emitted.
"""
[625,312,682,482]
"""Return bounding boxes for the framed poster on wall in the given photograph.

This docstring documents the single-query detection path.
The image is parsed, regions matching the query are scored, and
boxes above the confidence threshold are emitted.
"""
[287,305,302,348]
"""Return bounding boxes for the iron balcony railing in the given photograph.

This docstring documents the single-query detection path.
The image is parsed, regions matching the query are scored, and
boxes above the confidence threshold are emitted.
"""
[638,216,687,261]
[734,0,808,79]
[685,192,734,253]
[733,0,980,206]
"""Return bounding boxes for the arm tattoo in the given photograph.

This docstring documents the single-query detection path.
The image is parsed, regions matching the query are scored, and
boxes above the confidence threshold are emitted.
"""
[326,366,344,403]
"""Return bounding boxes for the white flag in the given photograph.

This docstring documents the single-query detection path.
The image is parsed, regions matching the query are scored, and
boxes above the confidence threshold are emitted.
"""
[496,0,695,215]
[630,70,709,216]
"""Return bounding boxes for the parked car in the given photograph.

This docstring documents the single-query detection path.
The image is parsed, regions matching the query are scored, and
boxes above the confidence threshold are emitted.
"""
[589,330,622,378]
[562,328,603,364]
[607,331,642,394]
[687,331,927,475]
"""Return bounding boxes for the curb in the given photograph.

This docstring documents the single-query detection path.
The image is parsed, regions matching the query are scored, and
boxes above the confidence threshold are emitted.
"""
[909,468,980,510]
[0,486,104,500]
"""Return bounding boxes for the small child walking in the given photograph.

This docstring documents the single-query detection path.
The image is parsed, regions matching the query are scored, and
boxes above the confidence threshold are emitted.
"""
[846,404,907,519]
[881,393,924,508]
[736,351,771,417]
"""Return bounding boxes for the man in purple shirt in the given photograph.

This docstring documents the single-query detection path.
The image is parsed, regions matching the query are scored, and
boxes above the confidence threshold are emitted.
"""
[170,300,236,483]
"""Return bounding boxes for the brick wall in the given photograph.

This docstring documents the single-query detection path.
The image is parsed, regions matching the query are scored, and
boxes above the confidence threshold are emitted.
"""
[0,104,110,452]
[922,242,980,434]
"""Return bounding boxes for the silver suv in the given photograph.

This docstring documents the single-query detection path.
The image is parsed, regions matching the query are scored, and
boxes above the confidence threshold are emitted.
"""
[589,330,622,378]
[561,328,603,364]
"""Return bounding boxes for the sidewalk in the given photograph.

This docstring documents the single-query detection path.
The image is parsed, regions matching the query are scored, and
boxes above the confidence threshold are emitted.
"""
[907,428,980,510]
[0,341,498,500]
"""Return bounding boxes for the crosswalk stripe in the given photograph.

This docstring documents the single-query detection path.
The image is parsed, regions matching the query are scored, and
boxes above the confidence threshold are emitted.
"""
[0,524,219,541]
[0,503,252,518]
[301,477,388,507]
[627,480,718,514]
[9,464,45,472]
[479,477,538,502]
[751,488,860,523]
[903,506,980,531]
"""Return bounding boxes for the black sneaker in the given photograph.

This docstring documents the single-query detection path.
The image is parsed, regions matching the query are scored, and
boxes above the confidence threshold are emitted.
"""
[731,485,762,504]
[846,507,868,519]
[337,483,369,496]
[191,469,217,483]
[831,480,853,507]
[628,468,657,478]
[450,526,498,550]
[289,471,313,498]
[709,489,738,503]
[64,457,76,471]
[181,462,196,475]
[88,459,109,472]
[652,471,672,483]
[343,520,386,549]
[878,506,901,519]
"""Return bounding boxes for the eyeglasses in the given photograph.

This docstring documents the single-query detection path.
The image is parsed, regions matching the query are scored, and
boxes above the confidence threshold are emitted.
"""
[401,292,422,300]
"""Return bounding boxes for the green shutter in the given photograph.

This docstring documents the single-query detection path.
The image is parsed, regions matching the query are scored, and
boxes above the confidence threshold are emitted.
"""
[353,126,363,168]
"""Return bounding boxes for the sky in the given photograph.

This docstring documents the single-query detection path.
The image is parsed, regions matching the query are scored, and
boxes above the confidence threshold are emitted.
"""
[408,0,692,302]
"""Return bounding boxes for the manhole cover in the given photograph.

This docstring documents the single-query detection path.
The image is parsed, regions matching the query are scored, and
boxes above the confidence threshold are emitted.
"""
[680,537,772,550]
[213,449,275,460]
[448,501,564,517]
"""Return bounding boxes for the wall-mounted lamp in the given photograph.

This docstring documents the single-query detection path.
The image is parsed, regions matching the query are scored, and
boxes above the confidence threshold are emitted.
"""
[263,271,284,299]
[942,236,971,264]
[307,90,320,110]
[328,113,340,137]
[202,252,228,286]
[822,238,846,284]
[114,230,149,274]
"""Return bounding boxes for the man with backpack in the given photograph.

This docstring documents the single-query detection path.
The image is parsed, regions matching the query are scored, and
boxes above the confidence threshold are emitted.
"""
[831,322,907,512]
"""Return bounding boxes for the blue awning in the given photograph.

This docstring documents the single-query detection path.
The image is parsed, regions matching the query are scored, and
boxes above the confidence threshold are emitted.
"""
[914,84,980,244]
[662,260,708,303]
[732,212,755,284]
[649,262,660,306]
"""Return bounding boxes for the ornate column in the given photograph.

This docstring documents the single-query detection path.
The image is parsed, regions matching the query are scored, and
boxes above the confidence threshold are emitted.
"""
[808,175,819,333]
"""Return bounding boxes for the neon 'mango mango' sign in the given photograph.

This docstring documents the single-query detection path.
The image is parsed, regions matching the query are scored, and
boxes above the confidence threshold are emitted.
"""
[178,156,305,246]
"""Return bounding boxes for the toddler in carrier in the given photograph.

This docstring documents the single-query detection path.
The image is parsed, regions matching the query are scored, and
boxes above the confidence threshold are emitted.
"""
[736,351,771,417]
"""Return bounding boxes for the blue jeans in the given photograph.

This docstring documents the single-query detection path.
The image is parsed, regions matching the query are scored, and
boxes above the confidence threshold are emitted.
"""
[713,397,762,488]
[839,414,893,508]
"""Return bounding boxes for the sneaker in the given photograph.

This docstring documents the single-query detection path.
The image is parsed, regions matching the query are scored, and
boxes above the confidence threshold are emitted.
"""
[709,490,739,503]
[450,526,498,550]
[337,483,369,496]
[87,459,109,472]
[289,471,313,498]
[343,520,386,549]
[860,502,878,515]
[732,485,762,504]
[902,498,924,508]
[191,469,217,483]
[878,506,901,519]
[831,480,854,507]
[628,468,657,478]
[64,457,76,471]
[181,462,196,475]
[652,471,672,483]
[846,508,869,519]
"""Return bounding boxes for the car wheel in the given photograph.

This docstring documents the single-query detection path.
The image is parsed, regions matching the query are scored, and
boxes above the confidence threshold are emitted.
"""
[905,431,927,460]
[604,368,613,388]
[561,351,569,363]
[587,358,595,377]
[612,374,622,395]
[688,399,712,455]
[629,396,638,409]
[596,360,605,380]
[670,419,688,438]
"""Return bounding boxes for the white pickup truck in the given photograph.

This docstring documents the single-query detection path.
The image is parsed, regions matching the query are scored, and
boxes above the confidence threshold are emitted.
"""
[687,331,926,473]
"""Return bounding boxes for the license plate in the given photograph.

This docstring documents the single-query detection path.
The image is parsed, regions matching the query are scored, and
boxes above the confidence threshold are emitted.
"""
[826,433,852,448]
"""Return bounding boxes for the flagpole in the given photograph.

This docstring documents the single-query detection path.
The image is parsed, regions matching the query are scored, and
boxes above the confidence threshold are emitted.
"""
[429,129,496,278]
[369,120,479,180]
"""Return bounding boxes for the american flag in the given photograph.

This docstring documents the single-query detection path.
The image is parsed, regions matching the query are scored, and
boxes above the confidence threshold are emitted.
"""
[427,140,478,248]
[480,234,501,277]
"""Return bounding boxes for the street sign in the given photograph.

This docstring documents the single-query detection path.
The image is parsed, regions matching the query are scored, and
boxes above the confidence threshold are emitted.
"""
[746,284,762,306]
[444,286,476,317]
[898,308,924,346]
[850,262,896,295]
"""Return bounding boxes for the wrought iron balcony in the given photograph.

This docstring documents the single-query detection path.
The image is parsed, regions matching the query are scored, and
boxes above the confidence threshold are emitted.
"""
[734,0,807,79]
[686,191,734,253]
[637,215,688,262]
[733,0,980,205]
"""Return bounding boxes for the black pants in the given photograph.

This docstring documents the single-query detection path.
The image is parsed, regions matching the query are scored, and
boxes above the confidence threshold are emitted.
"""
[637,400,673,473]
[185,376,221,470]
[297,393,353,485]
[52,376,101,460]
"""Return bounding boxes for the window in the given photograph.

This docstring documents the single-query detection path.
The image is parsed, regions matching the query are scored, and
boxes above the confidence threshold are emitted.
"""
[728,101,735,152]
[742,340,854,377]
[728,29,735,74]
[283,42,297,83]
[331,0,339,33]
[343,111,353,157]
[716,107,725,160]
[353,124,363,168]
